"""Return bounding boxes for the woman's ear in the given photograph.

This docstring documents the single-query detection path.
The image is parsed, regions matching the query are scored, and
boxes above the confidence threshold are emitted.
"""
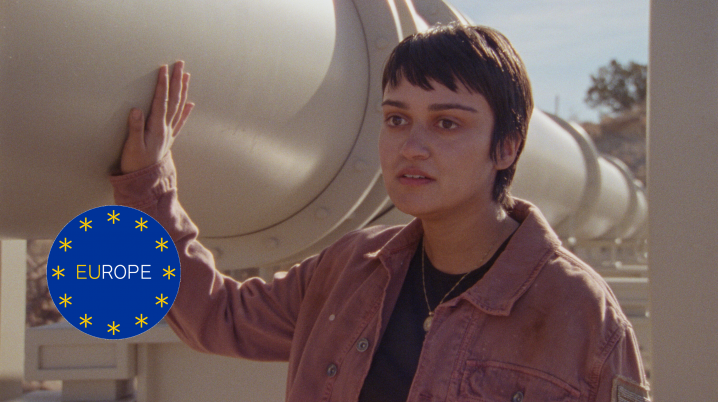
[494,137,521,170]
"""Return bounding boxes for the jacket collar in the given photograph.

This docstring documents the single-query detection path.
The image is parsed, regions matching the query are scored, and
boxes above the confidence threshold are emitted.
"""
[369,199,561,317]
[460,200,562,316]
[371,218,422,273]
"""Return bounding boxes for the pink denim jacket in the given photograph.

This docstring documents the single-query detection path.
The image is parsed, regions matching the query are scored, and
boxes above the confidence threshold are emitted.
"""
[111,153,650,402]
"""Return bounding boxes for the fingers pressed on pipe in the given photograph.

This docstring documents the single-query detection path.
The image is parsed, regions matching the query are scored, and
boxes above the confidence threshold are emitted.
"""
[125,108,144,147]
[147,64,169,134]
[166,61,184,125]
[172,72,191,128]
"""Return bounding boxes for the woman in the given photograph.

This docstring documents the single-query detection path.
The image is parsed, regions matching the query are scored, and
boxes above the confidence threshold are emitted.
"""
[112,24,649,401]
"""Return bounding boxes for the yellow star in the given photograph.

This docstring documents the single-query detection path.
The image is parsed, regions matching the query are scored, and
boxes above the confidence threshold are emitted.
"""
[156,238,168,252]
[107,210,120,224]
[59,293,72,308]
[59,238,72,252]
[163,266,176,280]
[79,217,92,231]
[135,314,148,328]
[135,217,148,231]
[52,265,65,279]
[79,314,92,328]
[107,321,120,335]
[156,294,168,308]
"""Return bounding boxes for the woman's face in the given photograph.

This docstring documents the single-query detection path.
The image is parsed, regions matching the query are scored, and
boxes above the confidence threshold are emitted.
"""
[379,78,516,222]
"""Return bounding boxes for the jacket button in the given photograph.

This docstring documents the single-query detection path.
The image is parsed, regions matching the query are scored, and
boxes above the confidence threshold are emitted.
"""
[326,363,338,377]
[512,391,524,402]
[356,338,370,352]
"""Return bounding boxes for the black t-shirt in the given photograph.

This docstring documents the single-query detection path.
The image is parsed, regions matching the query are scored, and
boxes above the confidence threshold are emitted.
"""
[358,237,510,402]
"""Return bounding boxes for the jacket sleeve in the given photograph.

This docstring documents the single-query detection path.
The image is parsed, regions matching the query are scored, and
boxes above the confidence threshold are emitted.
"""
[110,153,316,361]
[592,323,651,401]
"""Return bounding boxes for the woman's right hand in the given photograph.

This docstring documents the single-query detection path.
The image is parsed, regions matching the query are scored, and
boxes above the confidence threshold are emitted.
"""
[120,61,194,174]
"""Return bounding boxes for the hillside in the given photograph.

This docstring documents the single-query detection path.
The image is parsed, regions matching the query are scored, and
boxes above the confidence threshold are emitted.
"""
[580,106,647,185]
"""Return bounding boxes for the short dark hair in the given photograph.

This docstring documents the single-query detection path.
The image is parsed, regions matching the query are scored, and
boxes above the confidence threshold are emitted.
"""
[382,23,533,209]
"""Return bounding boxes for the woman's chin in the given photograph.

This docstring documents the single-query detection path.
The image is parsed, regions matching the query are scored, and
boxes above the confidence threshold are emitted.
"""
[390,202,436,220]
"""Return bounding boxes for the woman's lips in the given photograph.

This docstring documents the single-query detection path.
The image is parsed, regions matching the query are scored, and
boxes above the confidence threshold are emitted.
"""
[397,169,434,185]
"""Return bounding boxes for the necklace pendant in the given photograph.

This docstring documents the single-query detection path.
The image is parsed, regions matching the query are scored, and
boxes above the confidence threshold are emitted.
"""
[423,314,433,332]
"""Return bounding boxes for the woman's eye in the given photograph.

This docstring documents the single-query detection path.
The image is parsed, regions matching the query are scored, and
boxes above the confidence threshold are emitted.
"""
[438,119,459,129]
[386,115,407,126]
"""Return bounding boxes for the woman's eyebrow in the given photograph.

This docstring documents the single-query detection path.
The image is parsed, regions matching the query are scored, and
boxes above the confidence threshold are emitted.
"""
[428,103,478,112]
[381,100,478,113]
[381,99,408,108]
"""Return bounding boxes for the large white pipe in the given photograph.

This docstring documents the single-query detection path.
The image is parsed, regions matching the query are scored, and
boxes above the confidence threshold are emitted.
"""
[0,0,371,238]
[0,0,646,270]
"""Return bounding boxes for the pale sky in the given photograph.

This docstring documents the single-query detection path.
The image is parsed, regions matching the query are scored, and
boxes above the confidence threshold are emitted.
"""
[449,0,650,123]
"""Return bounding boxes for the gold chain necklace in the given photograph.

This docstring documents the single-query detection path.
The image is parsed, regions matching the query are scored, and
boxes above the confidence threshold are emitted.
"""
[421,238,497,332]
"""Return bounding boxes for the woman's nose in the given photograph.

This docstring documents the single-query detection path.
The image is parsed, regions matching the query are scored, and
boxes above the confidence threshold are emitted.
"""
[400,126,430,160]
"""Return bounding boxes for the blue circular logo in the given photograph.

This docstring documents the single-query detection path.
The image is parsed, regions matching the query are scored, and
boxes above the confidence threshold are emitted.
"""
[47,205,180,339]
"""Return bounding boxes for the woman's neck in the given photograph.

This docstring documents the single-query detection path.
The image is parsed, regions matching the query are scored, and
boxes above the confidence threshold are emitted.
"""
[421,203,518,275]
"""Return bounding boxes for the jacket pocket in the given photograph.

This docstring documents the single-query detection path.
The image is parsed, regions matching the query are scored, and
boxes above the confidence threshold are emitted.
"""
[458,360,580,402]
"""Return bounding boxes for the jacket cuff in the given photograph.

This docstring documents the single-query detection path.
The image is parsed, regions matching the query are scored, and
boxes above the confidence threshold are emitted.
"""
[109,153,177,209]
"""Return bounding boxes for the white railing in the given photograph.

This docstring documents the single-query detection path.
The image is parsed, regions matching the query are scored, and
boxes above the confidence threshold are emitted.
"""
[22,320,287,402]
